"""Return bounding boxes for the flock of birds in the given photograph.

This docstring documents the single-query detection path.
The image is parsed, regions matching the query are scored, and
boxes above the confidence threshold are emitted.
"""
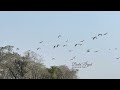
[15,32,120,62]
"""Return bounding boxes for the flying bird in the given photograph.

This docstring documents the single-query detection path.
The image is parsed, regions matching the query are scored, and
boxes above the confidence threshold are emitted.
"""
[58,35,62,38]
[80,40,84,42]
[63,45,67,47]
[75,44,78,47]
[94,50,99,52]
[98,34,102,36]
[115,48,117,50]
[37,48,41,50]
[104,33,108,35]
[87,49,90,53]
[52,58,55,60]
[53,46,56,49]
[75,43,82,47]
[92,36,97,40]
[116,57,120,59]
[57,44,60,47]
[39,41,43,43]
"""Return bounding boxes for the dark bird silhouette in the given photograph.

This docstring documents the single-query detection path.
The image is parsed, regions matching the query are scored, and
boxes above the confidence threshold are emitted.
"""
[52,58,55,60]
[115,48,117,50]
[63,45,67,47]
[53,46,56,48]
[75,44,78,47]
[37,48,41,50]
[116,57,120,59]
[109,49,111,50]
[80,40,84,42]
[94,50,99,52]
[16,48,19,50]
[39,41,43,43]
[75,43,82,47]
[58,35,61,38]
[98,34,102,36]
[57,44,60,47]
[104,33,108,35]
[92,36,97,40]
[87,49,90,53]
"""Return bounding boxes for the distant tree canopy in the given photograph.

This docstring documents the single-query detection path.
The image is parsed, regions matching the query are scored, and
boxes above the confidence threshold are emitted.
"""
[0,45,78,79]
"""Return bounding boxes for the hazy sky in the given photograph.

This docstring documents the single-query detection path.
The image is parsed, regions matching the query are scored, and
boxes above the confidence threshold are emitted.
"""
[0,11,120,79]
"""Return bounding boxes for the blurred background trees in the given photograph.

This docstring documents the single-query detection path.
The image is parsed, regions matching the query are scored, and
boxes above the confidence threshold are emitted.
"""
[0,45,78,79]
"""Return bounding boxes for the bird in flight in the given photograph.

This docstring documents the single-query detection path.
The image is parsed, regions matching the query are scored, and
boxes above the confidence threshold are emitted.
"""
[75,44,78,47]
[80,40,84,42]
[115,48,117,50]
[39,41,43,43]
[37,48,41,50]
[104,33,108,35]
[56,44,60,47]
[116,57,120,59]
[58,35,62,38]
[94,50,99,52]
[87,49,90,53]
[52,58,55,60]
[53,46,56,49]
[92,36,97,40]
[63,45,67,47]
[98,34,102,36]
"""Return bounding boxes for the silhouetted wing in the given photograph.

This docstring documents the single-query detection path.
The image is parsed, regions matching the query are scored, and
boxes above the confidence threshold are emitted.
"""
[87,49,90,52]
[63,45,67,47]
[80,40,84,42]
[39,41,43,43]
[57,44,60,47]
[58,35,61,38]
[98,34,102,36]
[75,44,77,46]
[104,33,108,35]
[53,46,56,48]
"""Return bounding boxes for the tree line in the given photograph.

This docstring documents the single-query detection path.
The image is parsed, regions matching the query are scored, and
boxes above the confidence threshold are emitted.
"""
[0,45,78,79]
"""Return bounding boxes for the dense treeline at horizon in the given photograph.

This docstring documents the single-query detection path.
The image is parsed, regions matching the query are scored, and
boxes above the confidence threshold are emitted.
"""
[0,45,78,79]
